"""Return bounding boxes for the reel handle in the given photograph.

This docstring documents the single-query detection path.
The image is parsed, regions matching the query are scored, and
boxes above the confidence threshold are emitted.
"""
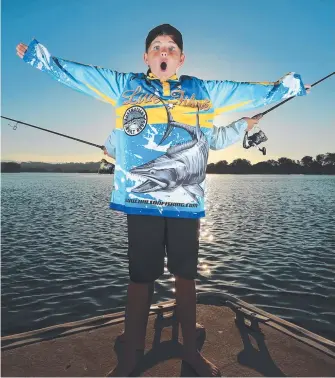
[258,147,266,155]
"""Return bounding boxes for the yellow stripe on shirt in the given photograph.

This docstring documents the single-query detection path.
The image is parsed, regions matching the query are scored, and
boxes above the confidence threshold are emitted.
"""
[85,84,116,106]
[115,104,214,130]
[215,100,253,115]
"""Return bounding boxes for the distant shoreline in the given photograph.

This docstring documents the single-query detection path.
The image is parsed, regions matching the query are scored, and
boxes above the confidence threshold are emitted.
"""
[2,172,334,175]
[1,153,335,175]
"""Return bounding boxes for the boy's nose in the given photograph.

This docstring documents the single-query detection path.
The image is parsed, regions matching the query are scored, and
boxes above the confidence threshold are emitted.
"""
[161,51,167,57]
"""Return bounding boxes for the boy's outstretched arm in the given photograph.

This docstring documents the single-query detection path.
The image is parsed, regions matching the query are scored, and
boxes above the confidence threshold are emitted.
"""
[210,115,262,150]
[16,40,131,105]
[204,73,310,115]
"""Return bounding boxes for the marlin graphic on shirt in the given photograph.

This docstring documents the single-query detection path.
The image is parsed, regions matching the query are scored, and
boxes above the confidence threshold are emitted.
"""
[129,104,209,203]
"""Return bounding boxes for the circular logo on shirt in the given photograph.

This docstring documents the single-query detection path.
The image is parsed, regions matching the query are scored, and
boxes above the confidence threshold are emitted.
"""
[123,106,147,136]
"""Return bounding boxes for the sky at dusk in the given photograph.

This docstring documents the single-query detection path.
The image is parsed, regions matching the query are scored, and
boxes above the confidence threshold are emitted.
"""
[1,0,334,164]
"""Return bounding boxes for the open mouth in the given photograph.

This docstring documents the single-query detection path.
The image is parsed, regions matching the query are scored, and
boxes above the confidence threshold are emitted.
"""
[160,62,167,71]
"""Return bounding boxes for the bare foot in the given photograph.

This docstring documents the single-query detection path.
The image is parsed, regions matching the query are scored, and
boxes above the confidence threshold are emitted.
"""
[183,351,221,377]
[106,349,144,377]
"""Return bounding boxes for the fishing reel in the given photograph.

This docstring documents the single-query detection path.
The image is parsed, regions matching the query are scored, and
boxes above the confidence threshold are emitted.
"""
[243,127,268,155]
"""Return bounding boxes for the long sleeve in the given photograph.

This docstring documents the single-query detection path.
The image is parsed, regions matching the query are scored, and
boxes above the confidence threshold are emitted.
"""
[203,72,306,115]
[210,119,247,150]
[104,129,116,160]
[23,39,132,106]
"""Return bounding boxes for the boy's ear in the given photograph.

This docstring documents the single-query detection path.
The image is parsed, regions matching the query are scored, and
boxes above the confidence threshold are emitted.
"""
[143,53,149,66]
[178,53,185,68]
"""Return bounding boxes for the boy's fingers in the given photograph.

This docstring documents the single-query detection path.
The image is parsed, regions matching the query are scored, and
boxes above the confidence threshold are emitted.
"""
[16,43,28,58]
[252,114,263,121]
[19,46,27,54]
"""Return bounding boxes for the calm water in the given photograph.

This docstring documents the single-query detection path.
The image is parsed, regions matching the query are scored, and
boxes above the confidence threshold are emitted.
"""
[1,173,335,340]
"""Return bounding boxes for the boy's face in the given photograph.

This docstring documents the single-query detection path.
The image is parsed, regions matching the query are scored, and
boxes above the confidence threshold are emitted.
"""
[144,35,185,81]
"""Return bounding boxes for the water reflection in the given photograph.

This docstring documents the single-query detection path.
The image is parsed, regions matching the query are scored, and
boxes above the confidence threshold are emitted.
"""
[1,173,334,340]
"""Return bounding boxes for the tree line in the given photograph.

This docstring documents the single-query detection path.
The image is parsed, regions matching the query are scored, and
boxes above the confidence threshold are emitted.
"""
[1,153,334,174]
[1,161,101,173]
[207,153,335,174]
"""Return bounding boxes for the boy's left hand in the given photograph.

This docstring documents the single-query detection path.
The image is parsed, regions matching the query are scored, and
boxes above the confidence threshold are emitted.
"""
[243,114,263,131]
[305,84,311,94]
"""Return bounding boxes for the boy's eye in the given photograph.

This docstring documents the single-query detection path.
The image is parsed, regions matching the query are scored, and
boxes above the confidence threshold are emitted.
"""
[169,46,175,51]
[153,46,160,51]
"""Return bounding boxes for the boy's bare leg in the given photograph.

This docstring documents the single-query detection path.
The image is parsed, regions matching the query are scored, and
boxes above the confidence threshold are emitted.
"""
[117,282,154,346]
[175,276,221,377]
[108,281,153,377]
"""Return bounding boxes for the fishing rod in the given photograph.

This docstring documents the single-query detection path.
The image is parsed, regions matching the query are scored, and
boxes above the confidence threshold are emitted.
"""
[256,71,334,117]
[1,116,105,150]
[243,72,335,155]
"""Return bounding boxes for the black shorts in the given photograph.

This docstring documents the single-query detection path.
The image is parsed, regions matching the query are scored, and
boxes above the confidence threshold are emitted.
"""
[127,214,200,283]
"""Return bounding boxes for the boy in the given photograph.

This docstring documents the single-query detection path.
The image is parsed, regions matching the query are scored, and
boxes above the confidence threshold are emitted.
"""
[16,24,309,376]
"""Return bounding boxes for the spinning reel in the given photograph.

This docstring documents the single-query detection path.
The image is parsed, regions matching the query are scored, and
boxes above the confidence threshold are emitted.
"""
[243,127,268,155]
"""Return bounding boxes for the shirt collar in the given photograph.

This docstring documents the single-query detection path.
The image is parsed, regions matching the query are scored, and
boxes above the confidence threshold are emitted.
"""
[147,71,179,82]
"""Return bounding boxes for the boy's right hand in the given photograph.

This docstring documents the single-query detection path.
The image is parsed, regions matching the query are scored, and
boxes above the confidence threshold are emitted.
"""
[103,147,112,158]
[16,43,28,59]
[103,147,116,164]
